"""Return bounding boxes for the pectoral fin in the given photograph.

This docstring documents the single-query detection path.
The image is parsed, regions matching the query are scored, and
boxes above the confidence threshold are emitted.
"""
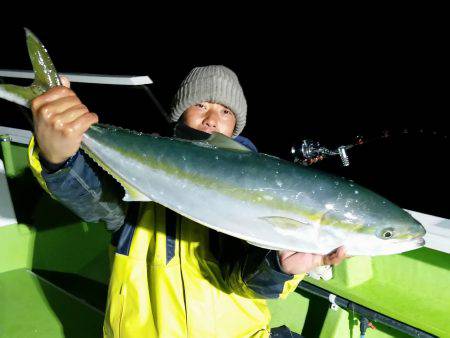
[260,216,312,230]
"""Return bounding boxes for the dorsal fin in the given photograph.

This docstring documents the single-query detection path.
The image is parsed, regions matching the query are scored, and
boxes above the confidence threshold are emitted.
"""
[205,132,251,152]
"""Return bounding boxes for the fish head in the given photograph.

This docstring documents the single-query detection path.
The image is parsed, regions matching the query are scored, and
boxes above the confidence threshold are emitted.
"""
[319,199,426,256]
[365,207,426,255]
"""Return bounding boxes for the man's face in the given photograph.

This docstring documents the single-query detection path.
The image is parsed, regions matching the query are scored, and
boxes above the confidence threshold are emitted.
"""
[183,102,236,137]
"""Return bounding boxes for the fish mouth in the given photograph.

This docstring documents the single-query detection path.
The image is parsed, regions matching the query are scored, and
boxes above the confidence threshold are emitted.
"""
[394,236,425,249]
[383,236,426,255]
[345,236,426,256]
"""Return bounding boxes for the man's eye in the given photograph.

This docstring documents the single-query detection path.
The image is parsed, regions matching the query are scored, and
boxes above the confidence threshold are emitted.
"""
[195,103,206,109]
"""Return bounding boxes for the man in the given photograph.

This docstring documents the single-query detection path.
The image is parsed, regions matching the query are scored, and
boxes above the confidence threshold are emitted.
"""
[29,65,346,337]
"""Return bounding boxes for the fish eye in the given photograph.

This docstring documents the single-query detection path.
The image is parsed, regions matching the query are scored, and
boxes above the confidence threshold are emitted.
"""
[380,227,395,240]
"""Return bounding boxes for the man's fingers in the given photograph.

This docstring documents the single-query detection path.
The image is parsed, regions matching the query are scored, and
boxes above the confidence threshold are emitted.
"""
[39,96,84,122]
[66,112,98,136]
[31,86,76,112]
[49,104,89,128]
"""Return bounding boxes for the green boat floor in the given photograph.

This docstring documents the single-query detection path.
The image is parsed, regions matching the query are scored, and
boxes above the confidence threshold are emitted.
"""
[0,269,104,338]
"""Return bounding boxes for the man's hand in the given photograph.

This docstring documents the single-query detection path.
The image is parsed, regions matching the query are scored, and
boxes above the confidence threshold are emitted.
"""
[31,77,98,164]
[277,246,347,275]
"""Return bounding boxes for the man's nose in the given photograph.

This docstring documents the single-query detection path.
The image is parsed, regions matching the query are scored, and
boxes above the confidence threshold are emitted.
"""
[203,111,219,127]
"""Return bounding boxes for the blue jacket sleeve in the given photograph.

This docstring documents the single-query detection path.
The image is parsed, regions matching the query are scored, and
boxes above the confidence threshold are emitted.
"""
[41,149,127,231]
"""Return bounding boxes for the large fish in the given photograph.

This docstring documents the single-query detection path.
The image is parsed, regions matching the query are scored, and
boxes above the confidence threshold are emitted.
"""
[0,29,426,256]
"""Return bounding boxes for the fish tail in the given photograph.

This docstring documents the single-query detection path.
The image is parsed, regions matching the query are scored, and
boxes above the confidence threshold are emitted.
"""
[0,28,61,108]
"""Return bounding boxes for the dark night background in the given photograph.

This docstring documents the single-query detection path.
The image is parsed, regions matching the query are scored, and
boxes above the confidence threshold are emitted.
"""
[1,18,448,218]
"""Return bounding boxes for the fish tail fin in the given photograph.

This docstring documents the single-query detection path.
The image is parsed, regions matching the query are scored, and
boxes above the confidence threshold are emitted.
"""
[0,28,61,108]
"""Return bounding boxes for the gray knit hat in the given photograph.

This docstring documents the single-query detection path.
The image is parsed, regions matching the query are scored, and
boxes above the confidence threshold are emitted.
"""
[170,65,247,137]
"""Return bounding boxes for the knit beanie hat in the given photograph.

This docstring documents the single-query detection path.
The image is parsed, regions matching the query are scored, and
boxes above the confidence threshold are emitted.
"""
[170,65,247,137]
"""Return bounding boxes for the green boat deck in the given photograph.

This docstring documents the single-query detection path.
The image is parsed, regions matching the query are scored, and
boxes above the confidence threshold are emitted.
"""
[1,131,449,337]
[0,268,103,338]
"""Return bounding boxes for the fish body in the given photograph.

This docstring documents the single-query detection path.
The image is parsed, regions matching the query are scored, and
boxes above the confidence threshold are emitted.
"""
[0,29,426,255]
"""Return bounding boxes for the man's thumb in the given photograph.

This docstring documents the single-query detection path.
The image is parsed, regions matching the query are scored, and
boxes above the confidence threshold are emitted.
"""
[60,75,71,88]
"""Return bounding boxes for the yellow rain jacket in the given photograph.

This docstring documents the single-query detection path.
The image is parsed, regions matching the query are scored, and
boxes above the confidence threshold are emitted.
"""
[28,136,304,337]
